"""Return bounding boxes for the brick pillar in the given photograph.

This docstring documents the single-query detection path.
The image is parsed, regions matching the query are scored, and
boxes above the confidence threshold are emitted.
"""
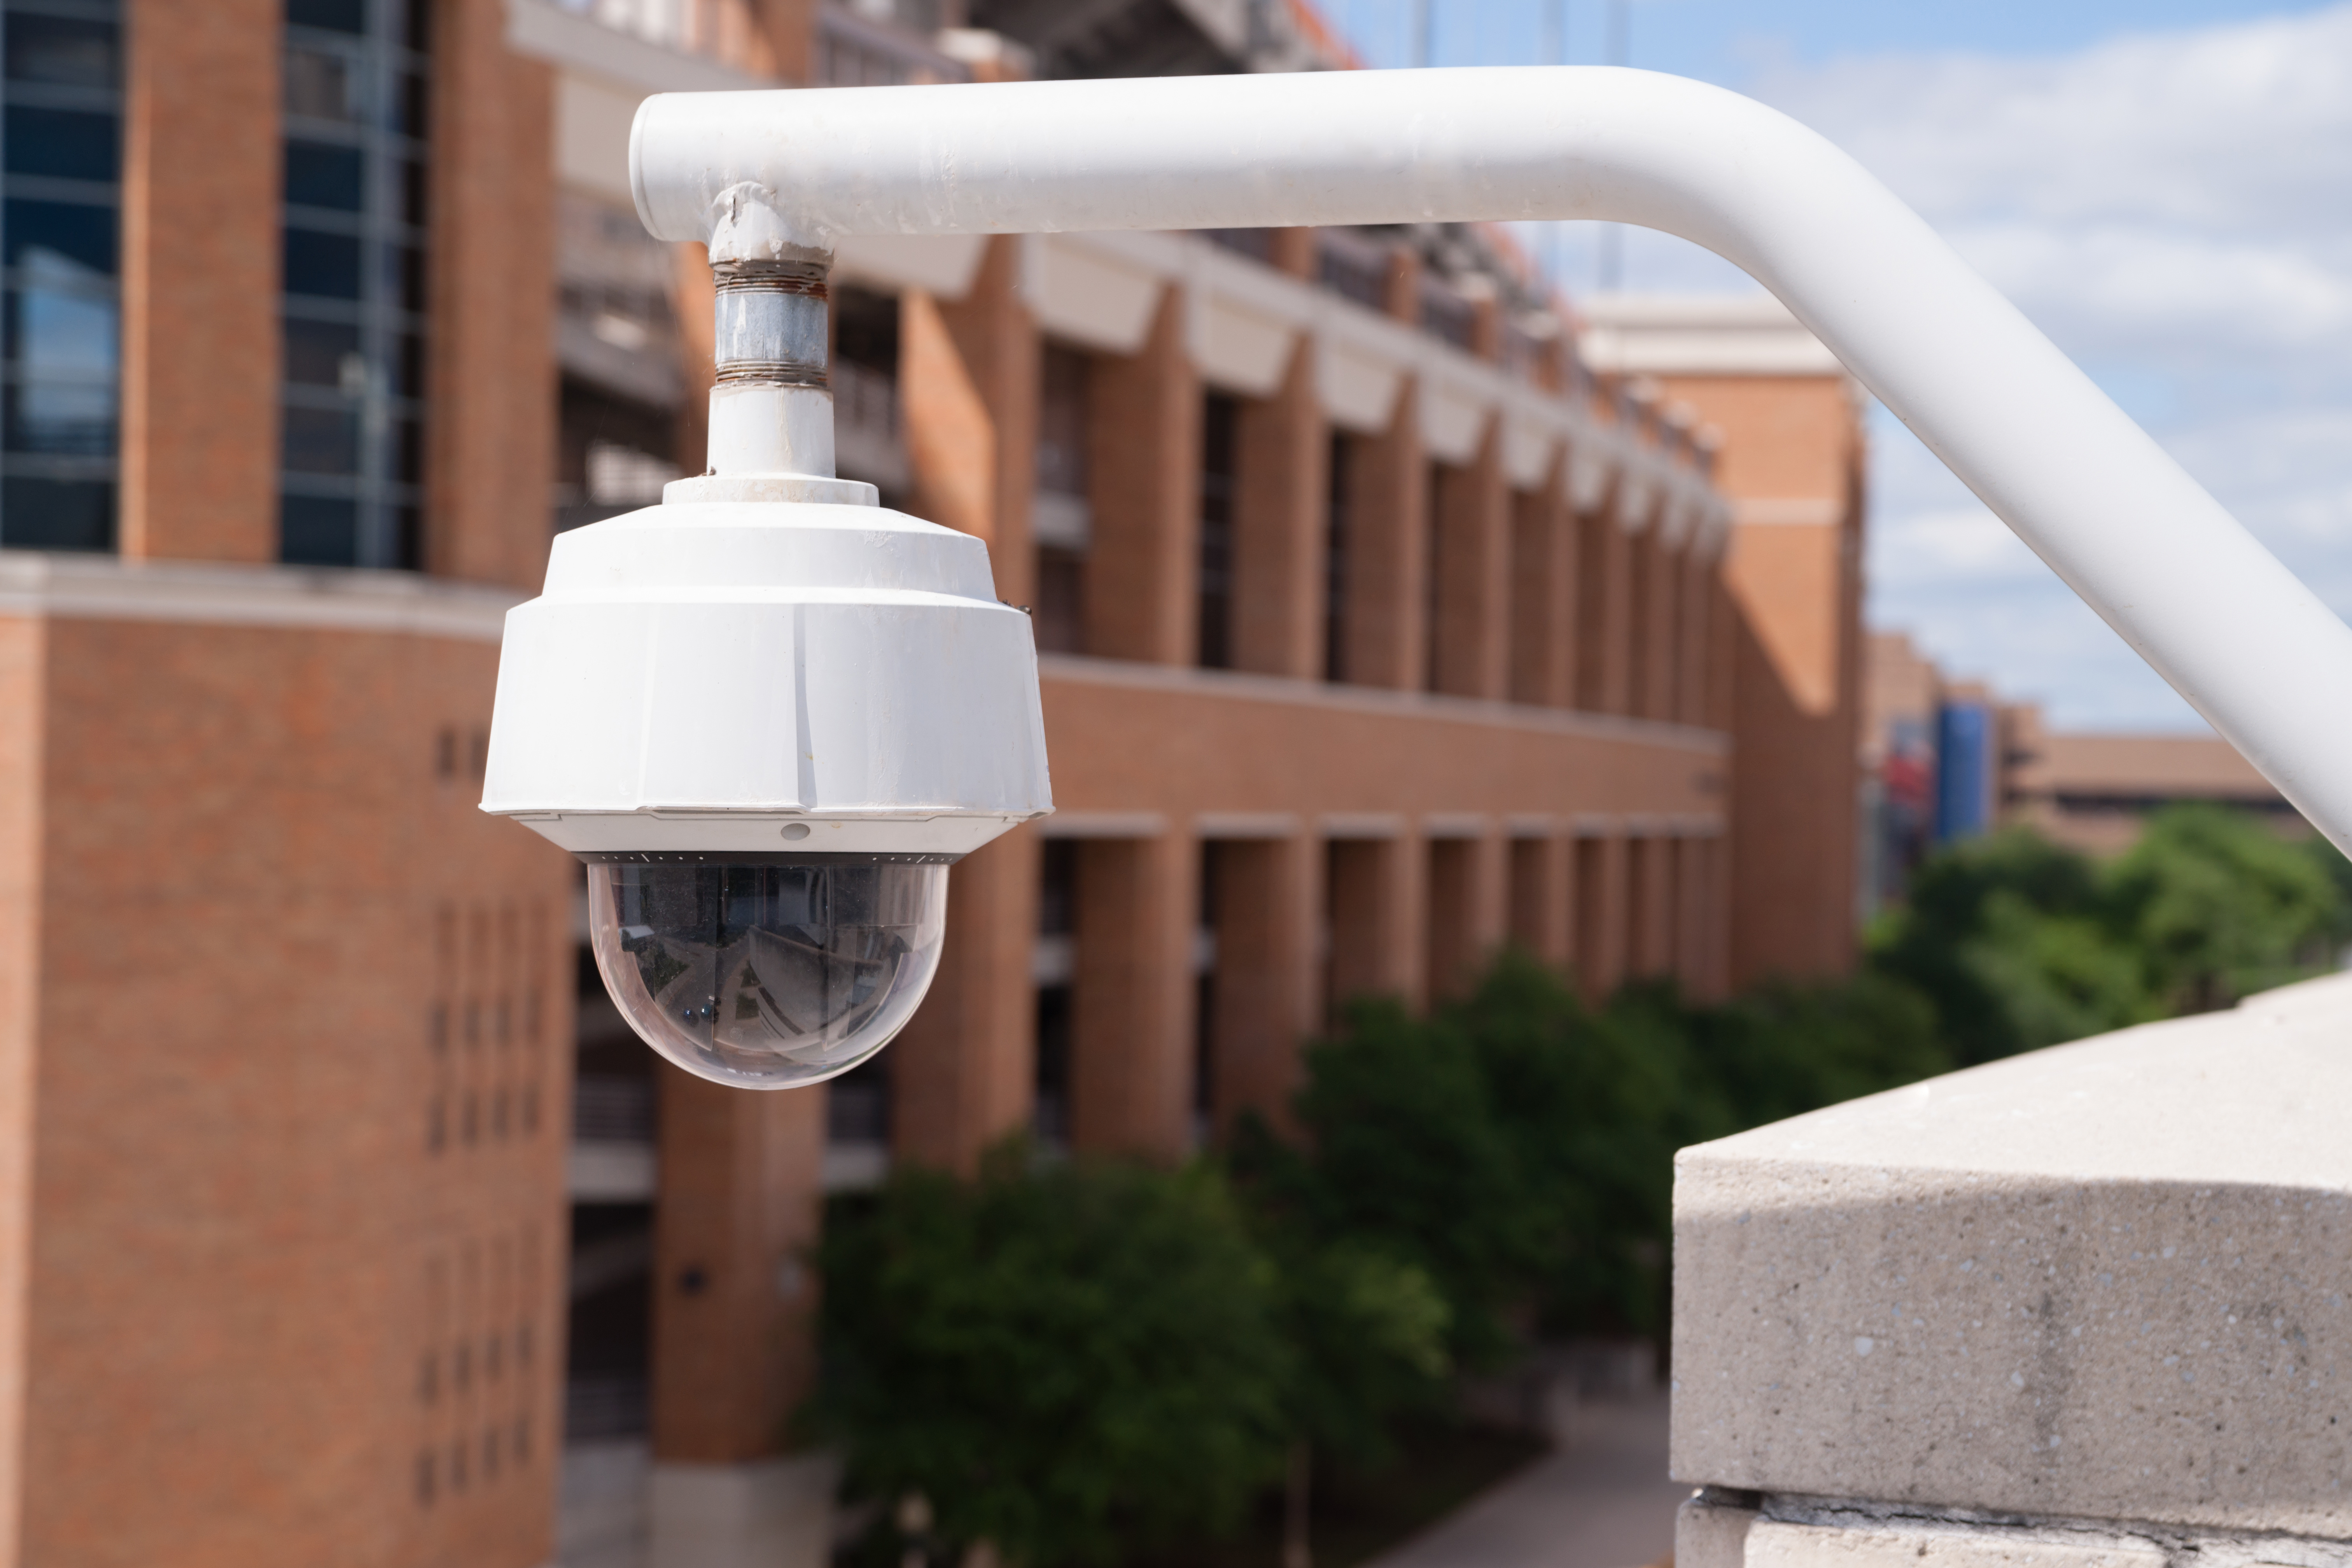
[119,0,280,563]
[1087,289,1199,665]
[1577,503,1632,714]
[1070,834,1195,1160]
[1424,831,1505,1002]
[1268,228,1317,280]
[650,1074,823,1461]
[906,238,1040,607]
[750,0,820,80]
[1430,424,1510,700]
[1426,838,1472,1003]
[1209,835,1318,1134]
[1507,833,1573,970]
[1509,460,1576,708]
[1345,387,1428,691]
[670,245,714,478]
[0,623,37,1566]
[889,828,1040,1173]
[428,0,556,591]
[647,1071,832,1565]
[1232,343,1326,679]
[1574,833,1629,998]
[1469,830,1508,980]
[1646,535,1683,721]
[1676,833,1710,995]
[1325,833,1424,1016]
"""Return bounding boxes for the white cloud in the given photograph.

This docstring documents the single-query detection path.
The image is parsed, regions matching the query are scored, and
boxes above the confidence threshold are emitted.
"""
[1744,6,2352,728]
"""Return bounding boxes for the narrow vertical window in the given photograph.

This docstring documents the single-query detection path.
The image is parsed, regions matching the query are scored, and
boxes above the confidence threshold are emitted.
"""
[1032,837,1077,1150]
[0,0,124,550]
[279,0,430,568]
[1323,430,1351,682]
[1034,342,1090,654]
[1197,391,1237,669]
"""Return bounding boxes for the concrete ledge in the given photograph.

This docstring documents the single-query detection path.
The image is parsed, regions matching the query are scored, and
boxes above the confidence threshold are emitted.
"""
[1672,974,2352,1538]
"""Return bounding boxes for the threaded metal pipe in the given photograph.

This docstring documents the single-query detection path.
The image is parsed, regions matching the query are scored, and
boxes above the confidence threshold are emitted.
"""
[712,259,828,387]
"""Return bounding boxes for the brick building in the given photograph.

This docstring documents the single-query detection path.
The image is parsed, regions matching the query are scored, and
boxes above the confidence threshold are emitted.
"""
[0,2,1866,1565]
[1862,631,2299,882]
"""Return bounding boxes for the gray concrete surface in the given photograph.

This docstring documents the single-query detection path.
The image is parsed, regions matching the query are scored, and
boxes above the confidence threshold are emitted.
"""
[1672,971,2352,1538]
[1367,1392,1690,1568]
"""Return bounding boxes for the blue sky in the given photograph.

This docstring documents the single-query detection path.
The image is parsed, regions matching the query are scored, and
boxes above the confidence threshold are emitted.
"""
[1325,1,2352,733]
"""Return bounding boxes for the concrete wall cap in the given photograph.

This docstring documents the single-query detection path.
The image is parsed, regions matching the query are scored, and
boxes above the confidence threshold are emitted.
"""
[1678,971,2352,1190]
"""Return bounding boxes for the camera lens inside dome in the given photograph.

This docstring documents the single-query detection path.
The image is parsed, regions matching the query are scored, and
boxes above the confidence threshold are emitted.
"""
[586,856,950,1090]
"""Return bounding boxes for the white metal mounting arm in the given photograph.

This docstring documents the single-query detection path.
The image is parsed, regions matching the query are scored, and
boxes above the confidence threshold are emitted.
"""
[631,66,2352,855]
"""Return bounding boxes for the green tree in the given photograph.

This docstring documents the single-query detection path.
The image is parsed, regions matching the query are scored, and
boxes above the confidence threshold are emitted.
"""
[1262,996,1549,1366]
[812,1149,1290,1568]
[2107,803,2346,1010]
[1868,827,2154,1062]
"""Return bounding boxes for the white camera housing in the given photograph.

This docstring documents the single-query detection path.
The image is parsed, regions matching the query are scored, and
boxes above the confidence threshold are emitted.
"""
[481,469,1053,1089]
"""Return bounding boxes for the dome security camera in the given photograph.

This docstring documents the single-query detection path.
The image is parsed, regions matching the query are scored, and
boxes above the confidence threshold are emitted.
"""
[480,262,1051,1090]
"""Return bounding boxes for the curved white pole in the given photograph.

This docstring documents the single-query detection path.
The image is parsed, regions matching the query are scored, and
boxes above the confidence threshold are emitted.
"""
[632,67,2352,856]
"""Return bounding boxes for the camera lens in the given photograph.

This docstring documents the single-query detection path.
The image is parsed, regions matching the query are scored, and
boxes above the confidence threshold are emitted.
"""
[586,856,949,1089]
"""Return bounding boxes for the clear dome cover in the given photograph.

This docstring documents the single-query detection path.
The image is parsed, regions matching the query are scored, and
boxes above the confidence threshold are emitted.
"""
[586,855,949,1089]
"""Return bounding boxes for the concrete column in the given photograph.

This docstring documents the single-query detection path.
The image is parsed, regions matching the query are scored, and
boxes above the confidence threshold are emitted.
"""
[119,0,281,563]
[906,237,1040,609]
[889,828,1040,1173]
[1508,462,1576,708]
[1087,289,1199,665]
[1325,833,1425,1017]
[1344,388,1429,691]
[1430,425,1511,700]
[1070,833,1196,1160]
[649,1071,833,1568]
[426,0,556,591]
[1209,835,1318,1134]
[1578,504,1633,714]
[1232,344,1327,679]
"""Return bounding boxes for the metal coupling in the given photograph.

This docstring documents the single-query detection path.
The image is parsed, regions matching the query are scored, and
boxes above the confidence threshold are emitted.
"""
[711,259,829,388]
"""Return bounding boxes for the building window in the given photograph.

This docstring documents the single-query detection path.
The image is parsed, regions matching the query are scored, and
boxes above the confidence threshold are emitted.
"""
[1033,838,1077,1150]
[0,0,122,551]
[279,0,430,569]
[1035,342,1090,655]
[1198,392,1237,669]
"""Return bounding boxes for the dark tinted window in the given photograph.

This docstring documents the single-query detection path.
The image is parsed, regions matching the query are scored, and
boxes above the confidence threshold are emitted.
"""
[283,405,361,474]
[284,227,362,298]
[7,381,113,455]
[4,106,117,182]
[281,494,359,564]
[5,15,117,88]
[1,476,111,550]
[285,140,366,210]
[284,316,362,385]
[288,0,368,35]
[3,199,114,273]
